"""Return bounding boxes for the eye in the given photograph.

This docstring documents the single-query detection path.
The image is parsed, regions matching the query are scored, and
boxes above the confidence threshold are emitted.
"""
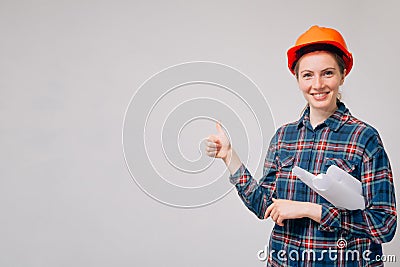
[302,73,312,79]
[323,70,334,77]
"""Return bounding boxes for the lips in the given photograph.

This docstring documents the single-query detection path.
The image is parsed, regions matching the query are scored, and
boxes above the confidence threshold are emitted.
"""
[311,91,330,101]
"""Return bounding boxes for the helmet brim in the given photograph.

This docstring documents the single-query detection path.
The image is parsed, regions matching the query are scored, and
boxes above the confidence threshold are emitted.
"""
[287,40,353,76]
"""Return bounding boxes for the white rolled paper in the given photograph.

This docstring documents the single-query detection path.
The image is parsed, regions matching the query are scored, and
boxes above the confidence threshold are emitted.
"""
[326,165,362,195]
[292,166,365,210]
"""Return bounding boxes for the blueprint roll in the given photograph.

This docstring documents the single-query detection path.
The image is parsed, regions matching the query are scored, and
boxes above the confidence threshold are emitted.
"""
[292,166,316,191]
[292,166,365,210]
[326,165,362,195]
[312,174,365,210]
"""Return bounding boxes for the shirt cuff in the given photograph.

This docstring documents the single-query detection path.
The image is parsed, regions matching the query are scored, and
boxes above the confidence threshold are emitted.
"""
[229,164,247,185]
[319,204,341,232]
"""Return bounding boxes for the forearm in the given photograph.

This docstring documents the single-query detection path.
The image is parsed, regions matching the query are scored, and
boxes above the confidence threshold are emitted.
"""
[304,202,322,224]
[228,156,276,219]
[265,199,322,226]
[222,148,242,175]
[319,204,397,243]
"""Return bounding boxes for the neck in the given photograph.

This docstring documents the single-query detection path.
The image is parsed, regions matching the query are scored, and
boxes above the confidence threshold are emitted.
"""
[309,104,338,128]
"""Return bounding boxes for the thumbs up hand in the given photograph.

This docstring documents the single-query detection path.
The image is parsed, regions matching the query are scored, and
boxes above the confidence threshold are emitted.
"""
[205,122,231,160]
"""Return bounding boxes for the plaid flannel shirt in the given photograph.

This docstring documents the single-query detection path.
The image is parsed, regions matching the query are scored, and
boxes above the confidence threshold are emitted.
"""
[230,102,397,266]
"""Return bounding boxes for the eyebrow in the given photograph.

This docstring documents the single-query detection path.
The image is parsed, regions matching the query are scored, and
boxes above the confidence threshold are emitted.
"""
[300,67,336,74]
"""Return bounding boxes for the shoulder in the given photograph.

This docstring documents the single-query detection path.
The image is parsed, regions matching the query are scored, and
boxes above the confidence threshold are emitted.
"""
[345,113,380,139]
[276,119,301,134]
[344,113,384,156]
[269,120,301,148]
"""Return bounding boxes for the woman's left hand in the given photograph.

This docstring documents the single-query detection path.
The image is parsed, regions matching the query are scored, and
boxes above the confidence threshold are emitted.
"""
[264,198,321,226]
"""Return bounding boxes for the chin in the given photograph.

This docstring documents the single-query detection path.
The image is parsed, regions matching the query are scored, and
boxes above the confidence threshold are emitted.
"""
[309,99,336,110]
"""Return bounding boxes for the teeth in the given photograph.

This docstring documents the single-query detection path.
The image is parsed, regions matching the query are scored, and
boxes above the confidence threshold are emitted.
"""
[312,92,328,97]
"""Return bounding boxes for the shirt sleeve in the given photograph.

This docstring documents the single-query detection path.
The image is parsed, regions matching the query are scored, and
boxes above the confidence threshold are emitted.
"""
[229,130,279,219]
[319,135,397,243]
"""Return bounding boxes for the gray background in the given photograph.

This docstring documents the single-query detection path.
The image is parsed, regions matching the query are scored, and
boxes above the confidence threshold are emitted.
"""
[1,0,399,266]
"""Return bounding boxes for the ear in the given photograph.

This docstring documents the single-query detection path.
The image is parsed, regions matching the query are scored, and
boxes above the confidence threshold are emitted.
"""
[340,69,347,85]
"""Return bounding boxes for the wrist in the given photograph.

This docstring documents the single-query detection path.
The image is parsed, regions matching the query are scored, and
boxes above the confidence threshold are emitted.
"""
[222,147,233,165]
[304,202,322,223]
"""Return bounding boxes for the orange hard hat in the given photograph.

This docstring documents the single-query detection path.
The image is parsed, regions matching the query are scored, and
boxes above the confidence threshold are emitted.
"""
[287,25,353,76]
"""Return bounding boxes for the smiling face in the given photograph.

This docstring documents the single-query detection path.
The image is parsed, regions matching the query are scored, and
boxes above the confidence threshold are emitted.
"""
[296,51,345,114]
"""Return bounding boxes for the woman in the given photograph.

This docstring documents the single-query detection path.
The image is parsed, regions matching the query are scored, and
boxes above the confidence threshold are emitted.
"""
[206,25,397,266]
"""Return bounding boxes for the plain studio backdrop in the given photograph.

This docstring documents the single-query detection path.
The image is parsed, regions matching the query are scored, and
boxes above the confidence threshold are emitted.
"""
[1,0,399,266]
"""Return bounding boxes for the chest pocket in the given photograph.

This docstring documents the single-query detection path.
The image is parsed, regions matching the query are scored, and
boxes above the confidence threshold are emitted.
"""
[323,158,360,180]
[277,153,295,172]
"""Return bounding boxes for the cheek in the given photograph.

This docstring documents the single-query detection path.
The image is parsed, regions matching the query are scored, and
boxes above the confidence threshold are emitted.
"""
[332,89,340,98]
[329,80,342,93]
[297,80,309,93]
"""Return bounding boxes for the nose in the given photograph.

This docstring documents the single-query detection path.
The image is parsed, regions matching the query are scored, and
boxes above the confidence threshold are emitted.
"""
[312,75,324,90]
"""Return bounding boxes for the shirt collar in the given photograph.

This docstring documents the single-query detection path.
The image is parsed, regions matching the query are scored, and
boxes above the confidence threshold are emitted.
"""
[297,101,350,132]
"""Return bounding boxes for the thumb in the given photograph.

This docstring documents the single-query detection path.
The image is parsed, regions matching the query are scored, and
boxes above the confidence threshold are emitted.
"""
[216,121,224,134]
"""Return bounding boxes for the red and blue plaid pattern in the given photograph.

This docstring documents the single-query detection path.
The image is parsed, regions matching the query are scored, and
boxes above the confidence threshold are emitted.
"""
[230,102,397,266]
